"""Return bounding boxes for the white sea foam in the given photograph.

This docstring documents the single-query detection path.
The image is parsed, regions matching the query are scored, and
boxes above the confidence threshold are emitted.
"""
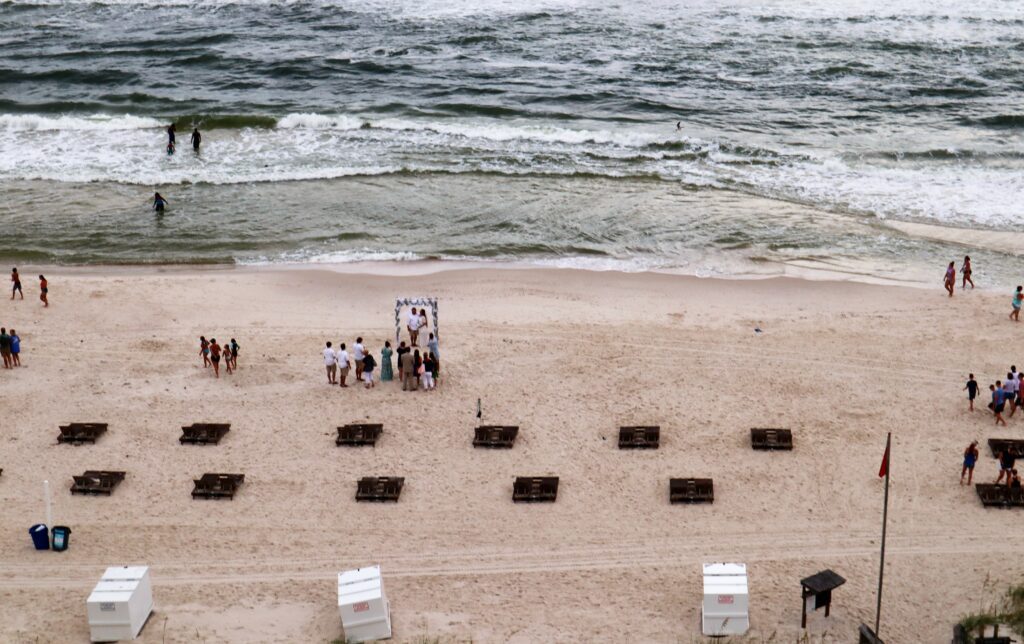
[0,113,164,131]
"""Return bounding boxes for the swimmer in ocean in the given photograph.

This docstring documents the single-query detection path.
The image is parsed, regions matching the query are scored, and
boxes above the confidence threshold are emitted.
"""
[191,127,201,152]
[676,121,682,130]
[153,192,168,212]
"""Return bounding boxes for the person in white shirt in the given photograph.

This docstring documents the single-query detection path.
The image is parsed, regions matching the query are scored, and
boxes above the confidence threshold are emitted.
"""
[407,307,422,346]
[1007,371,1020,418]
[353,337,366,382]
[323,341,337,384]
[336,342,351,388]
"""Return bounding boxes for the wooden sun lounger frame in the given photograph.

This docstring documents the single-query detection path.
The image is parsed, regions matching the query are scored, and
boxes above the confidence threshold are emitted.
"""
[513,476,559,502]
[988,438,1024,458]
[70,470,126,495]
[751,428,793,451]
[618,426,660,449]
[337,424,383,446]
[473,425,518,448]
[57,423,108,444]
[355,476,404,502]
[192,473,245,500]
[670,478,714,504]
[976,483,1024,508]
[180,423,231,445]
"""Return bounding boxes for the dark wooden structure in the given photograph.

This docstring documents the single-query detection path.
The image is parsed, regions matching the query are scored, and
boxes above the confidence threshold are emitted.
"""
[976,483,1024,508]
[57,423,108,444]
[180,423,230,445]
[669,478,714,504]
[336,424,383,446]
[751,427,793,450]
[858,624,884,644]
[70,470,126,496]
[473,425,518,448]
[800,569,846,627]
[618,426,660,449]
[513,477,559,502]
[988,438,1024,458]
[192,473,245,500]
[355,476,404,502]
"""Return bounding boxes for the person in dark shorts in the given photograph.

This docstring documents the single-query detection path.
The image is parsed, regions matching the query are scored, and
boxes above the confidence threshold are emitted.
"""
[0,327,10,369]
[229,338,239,369]
[199,336,210,367]
[10,267,22,300]
[964,374,978,411]
[990,383,1007,426]
[191,127,201,152]
[38,275,47,307]
[961,441,979,485]
[961,255,974,289]
[209,338,221,378]
[996,448,1017,485]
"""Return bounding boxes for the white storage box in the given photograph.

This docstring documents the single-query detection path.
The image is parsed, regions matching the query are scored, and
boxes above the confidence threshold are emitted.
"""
[87,566,153,642]
[338,565,392,642]
[702,562,749,636]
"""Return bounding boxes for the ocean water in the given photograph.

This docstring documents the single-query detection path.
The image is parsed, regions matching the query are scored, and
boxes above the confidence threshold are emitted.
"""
[0,0,1022,283]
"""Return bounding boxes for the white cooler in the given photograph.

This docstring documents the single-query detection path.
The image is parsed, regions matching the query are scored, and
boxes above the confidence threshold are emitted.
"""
[338,565,392,642]
[702,562,749,636]
[87,566,153,642]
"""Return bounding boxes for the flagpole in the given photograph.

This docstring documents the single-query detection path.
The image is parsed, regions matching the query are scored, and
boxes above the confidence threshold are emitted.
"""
[875,431,891,636]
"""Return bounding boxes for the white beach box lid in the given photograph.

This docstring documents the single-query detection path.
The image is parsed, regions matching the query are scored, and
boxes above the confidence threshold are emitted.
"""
[87,566,154,641]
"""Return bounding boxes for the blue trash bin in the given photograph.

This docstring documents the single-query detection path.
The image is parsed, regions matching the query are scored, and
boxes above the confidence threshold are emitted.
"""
[51,526,71,552]
[29,524,49,550]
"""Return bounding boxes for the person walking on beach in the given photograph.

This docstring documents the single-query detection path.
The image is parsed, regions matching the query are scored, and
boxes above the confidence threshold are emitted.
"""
[209,338,222,378]
[961,256,974,289]
[337,342,350,387]
[9,329,20,367]
[990,382,1007,426]
[153,192,168,212]
[353,337,365,382]
[996,448,1016,485]
[10,268,22,300]
[961,440,979,485]
[38,275,47,307]
[190,128,201,152]
[965,374,978,411]
[944,261,955,297]
[1011,286,1022,322]
[224,345,233,375]
[323,341,337,384]
[400,348,415,391]
[0,327,11,369]
[229,338,239,370]
[199,336,211,367]
[380,341,393,382]
[362,350,376,388]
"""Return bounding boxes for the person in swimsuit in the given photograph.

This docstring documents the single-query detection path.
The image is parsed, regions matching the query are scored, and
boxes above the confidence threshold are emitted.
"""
[961,441,979,485]
[38,275,47,307]
[10,267,22,300]
[1011,286,1022,322]
[199,336,211,368]
[209,338,221,378]
[229,338,239,369]
[943,261,955,297]
[224,343,233,375]
[153,192,168,212]
[167,123,176,145]
[191,128,201,152]
[964,374,978,411]
[960,255,974,289]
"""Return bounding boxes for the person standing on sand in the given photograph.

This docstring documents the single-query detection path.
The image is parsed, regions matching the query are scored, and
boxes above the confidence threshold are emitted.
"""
[961,256,974,289]
[427,332,439,360]
[961,441,979,485]
[400,348,415,391]
[323,341,337,384]
[396,341,409,381]
[362,350,376,388]
[964,374,978,411]
[380,341,393,382]
[1004,376,1017,418]
[229,338,239,370]
[944,261,955,297]
[191,128,201,152]
[990,382,1007,426]
[200,336,211,367]
[209,338,221,378]
[337,342,350,387]
[996,448,1016,485]
[407,307,421,346]
[38,275,47,307]
[353,337,365,382]
[9,329,20,367]
[11,268,22,300]
[0,327,10,369]
[1011,286,1022,322]
[422,352,436,390]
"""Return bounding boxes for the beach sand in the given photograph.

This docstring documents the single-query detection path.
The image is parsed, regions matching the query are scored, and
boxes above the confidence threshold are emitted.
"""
[0,266,1020,643]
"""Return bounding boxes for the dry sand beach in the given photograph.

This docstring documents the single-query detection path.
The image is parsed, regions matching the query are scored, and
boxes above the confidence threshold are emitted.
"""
[1,266,1022,643]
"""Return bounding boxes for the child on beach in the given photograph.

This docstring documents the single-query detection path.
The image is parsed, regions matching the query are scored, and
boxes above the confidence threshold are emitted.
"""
[961,441,979,485]
[229,339,239,370]
[38,275,47,307]
[11,268,22,300]
[200,336,211,367]
[1011,286,1022,321]
[964,374,978,411]
[961,256,974,289]
[944,261,955,297]
[0,327,10,368]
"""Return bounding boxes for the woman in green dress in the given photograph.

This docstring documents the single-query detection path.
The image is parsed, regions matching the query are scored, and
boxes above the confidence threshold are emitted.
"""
[380,341,394,381]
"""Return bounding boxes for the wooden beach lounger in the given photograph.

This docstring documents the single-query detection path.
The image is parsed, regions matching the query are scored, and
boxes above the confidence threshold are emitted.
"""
[618,426,660,449]
[57,423,108,444]
[987,438,1024,458]
[751,428,793,451]
[355,476,404,502]
[336,424,383,446]
[670,478,714,504]
[192,473,245,500]
[513,476,559,502]
[180,423,231,445]
[473,425,518,448]
[70,470,126,496]
[976,483,1024,508]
